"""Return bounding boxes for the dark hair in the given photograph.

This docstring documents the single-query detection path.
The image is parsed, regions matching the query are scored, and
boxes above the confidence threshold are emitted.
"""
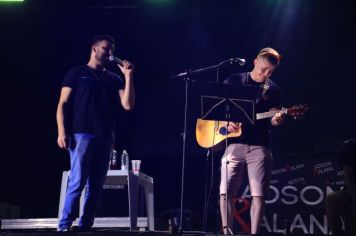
[257,47,282,65]
[91,34,116,50]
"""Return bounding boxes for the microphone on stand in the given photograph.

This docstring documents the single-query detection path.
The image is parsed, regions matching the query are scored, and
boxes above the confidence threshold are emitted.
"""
[229,57,246,66]
[171,57,246,79]
[219,57,246,67]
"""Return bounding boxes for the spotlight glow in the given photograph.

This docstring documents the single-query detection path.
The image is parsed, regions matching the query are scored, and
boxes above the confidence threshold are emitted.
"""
[0,0,24,2]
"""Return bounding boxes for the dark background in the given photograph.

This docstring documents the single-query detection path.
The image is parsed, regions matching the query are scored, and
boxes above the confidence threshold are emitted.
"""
[0,0,355,231]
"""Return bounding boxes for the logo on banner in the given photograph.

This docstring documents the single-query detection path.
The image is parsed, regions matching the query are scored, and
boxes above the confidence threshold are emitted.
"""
[313,162,334,176]
[272,163,305,176]
[232,197,251,233]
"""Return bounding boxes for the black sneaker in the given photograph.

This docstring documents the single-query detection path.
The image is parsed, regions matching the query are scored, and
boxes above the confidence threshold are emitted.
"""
[69,225,91,232]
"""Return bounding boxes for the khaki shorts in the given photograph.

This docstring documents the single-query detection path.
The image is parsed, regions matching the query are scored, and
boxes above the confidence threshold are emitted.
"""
[219,143,273,197]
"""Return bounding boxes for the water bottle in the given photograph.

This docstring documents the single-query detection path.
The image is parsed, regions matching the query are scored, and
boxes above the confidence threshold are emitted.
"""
[121,149,129,170]
[110,149,118,170]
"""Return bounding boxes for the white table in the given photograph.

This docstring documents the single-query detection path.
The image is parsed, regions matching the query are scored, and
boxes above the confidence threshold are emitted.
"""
[58,169,154,231]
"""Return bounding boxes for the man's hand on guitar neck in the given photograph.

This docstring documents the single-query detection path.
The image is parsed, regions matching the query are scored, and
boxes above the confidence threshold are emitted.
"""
[271,112,284,126]
[226,122,241,133]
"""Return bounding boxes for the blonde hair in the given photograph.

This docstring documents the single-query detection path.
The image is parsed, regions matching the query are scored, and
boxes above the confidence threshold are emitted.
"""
[257,47,282,65]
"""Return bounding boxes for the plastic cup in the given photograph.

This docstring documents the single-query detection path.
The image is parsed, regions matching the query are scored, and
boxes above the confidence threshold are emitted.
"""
[131,160,141,175]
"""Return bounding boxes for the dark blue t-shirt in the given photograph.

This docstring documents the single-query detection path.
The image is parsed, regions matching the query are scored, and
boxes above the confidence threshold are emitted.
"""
[62,65,124,139]
[223,72,281,147]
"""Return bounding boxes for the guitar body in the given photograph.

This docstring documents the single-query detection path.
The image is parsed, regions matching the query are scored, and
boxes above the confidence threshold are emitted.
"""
[195,118,242,149]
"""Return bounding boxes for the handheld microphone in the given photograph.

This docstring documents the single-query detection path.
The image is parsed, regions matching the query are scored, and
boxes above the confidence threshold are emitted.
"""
[109,55,134,69]
[109,55,124,66]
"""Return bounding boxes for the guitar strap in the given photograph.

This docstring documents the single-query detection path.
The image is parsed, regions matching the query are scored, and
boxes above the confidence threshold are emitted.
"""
[244,72,270,104]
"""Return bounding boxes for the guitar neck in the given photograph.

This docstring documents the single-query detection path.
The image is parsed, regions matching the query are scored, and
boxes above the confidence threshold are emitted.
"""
[256,109,284,120]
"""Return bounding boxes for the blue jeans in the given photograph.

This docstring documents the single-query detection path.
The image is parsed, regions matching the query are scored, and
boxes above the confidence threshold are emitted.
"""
[59,133,113,230]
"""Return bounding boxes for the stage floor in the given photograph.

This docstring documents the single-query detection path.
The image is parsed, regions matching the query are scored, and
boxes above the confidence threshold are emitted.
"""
[0,218,315,236]
[0,230,285,236]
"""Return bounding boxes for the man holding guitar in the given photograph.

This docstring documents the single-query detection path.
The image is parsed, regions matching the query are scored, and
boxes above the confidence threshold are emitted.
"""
[219,47,284,235]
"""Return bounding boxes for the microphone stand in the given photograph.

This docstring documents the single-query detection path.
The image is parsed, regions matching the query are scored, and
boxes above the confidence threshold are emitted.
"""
[171,58,238,80]
[171,58,241,232]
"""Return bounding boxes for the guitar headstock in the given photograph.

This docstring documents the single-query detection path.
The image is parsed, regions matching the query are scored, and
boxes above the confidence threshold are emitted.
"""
[286,104,308,119]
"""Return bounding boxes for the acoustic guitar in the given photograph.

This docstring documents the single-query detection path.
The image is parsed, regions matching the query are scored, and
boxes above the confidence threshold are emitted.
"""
[196,104,308,149]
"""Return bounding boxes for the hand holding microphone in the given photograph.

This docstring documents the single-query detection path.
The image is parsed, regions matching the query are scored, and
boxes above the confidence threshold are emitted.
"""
[109,55,134,70]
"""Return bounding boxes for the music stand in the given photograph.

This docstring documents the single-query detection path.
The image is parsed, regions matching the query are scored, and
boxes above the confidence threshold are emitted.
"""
[192,80,257,124]
[192,80,257,234]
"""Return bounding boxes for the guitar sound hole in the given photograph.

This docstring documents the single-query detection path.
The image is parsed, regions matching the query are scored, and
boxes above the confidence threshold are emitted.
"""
[219,127,229,135]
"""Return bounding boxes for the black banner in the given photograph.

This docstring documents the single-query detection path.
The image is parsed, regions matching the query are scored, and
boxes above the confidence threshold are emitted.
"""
[233,158,344,235]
